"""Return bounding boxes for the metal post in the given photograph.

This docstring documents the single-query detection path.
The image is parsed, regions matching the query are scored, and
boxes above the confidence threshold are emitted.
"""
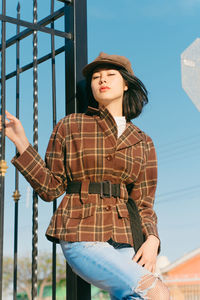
[12,4,21,299]
[63,0,89,298]
[51,0,57,299]
[64,0,88,115]
[32,0,39,299]
[0,0,7,299]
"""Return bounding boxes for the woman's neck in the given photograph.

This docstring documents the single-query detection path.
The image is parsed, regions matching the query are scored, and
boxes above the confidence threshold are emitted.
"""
[100,102,122,117]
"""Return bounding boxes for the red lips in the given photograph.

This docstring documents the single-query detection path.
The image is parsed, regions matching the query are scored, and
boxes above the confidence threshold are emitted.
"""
[99,86,110,92]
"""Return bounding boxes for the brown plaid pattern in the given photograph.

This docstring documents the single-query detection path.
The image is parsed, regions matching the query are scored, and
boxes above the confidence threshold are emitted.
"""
[12,106,159,246]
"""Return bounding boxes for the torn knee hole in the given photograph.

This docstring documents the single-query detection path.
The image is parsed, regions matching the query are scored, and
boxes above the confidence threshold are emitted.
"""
[137,274,159,291]
[135,274,159,299]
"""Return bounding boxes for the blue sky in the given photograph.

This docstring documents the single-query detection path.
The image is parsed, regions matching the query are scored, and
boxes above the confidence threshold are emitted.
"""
[1,0,200,264]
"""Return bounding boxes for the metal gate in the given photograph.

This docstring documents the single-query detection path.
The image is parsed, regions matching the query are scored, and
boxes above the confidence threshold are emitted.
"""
[0,0,89,299]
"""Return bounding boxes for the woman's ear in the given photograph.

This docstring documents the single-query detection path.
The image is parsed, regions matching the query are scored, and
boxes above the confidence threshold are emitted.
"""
[123,79,128,91]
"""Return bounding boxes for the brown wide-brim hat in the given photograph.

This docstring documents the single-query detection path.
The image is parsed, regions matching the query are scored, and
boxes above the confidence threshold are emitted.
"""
[82,52,134,77]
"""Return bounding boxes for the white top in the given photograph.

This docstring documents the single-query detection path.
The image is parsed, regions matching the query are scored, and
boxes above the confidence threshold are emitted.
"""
[113,116,126,138]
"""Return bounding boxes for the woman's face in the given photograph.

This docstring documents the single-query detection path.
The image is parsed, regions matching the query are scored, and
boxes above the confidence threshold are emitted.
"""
[90,67,128,107]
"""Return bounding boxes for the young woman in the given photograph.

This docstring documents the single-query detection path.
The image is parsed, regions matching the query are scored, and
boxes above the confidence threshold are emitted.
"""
[1,52,170,299]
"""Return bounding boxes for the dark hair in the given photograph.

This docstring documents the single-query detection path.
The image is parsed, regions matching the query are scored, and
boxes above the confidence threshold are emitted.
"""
[85,66,148,122]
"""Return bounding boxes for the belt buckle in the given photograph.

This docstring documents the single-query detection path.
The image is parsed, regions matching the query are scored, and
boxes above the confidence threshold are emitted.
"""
[100,181,112,198]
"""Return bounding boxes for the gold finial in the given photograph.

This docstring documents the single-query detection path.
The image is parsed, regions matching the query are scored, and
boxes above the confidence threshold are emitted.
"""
[12,190,21,202]
[0,160,8,176]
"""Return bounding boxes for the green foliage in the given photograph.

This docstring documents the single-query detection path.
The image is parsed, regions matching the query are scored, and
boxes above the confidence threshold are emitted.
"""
[3,252,66,300]
[3,253,111,299]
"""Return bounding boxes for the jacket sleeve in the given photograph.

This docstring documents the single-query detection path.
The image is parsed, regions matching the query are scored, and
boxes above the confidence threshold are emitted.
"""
[11,118,68,202]
[129,134,159,241]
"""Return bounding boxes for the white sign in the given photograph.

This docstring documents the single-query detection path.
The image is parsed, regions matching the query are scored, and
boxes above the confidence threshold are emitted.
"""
[181,38,200,111]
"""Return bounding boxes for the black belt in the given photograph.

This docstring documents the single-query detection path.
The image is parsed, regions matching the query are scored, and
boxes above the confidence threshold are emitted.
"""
[66,181,120,198]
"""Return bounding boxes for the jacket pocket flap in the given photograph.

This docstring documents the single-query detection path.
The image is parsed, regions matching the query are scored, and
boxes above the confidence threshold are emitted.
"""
[66,203,96,219]
[116,203,129,218]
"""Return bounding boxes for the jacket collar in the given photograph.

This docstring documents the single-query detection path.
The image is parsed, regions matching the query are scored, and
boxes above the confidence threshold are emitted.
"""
[85,106,144,149]
[85,106,100,116]
[116,122,143,150]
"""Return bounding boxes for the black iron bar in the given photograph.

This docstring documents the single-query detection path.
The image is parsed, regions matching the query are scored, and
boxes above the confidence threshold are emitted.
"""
[0,46,65,82]
[51,0,57,129]
[51,1,57,299]
[13,4,20,300]
[32,0,39,299]
[64,0,88,298]
[13,196,19,300]
[0,180,5,300]
[0,14,71,39]
[32,191,38,300]
[0,0,6,298]
[64,0,88,115]
[0,7,65,51]
[64,1,77,115]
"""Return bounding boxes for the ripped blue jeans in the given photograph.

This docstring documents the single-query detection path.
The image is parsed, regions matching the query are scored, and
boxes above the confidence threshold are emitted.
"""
[60,241,159,299]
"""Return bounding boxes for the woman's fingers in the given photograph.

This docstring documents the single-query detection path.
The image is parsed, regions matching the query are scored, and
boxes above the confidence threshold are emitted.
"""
[152,265,155,273]
[0,111,16,123]
[137,258,156,273]
[0,111,29,154]
[133,247,142,262]
[144,262,153,272]
[0,111,21,138]
[0,112,16,131]
[5,111,18,122]
[132,240,158,273]
[6,110,17,120]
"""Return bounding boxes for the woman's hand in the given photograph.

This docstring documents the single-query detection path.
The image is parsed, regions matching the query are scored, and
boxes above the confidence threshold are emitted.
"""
[133,235,160,273]
[0,111,29,154]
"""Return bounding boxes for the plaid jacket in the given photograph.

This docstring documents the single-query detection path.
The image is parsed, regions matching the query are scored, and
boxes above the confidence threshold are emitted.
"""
[12,106,159,246]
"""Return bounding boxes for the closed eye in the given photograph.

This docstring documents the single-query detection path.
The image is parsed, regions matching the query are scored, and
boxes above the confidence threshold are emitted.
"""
[92,75,100,80]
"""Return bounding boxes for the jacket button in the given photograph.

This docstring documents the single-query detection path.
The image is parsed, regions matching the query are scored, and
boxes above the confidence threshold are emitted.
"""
[106,155,112,161]
[105,205,111,211]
